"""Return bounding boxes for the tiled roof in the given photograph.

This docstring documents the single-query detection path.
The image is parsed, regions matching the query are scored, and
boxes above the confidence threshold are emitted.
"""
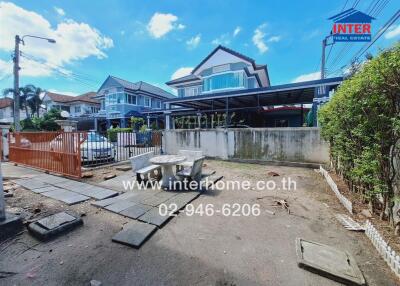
[0,97,13,108]
[46,91,99,104]
[167,45,268,85]
[109,76,175,99]
[165,74,200,85]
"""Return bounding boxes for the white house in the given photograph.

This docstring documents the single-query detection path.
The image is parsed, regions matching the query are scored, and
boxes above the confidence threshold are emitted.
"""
[42,92,100,117]
[0,97,30,124]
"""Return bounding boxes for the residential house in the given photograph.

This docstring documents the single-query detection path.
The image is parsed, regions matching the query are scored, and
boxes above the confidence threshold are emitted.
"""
[42,92,100,117]
[157,45,341,128]
[95,76,175,128]
[0,97,30,124]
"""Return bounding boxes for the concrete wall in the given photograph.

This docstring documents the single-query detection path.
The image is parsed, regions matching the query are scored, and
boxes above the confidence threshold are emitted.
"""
[163,128,329,164]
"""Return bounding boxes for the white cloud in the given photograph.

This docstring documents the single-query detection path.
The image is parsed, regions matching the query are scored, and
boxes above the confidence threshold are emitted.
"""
[385,24,400,39]
[0,2,113,78]
[268,36,281,43]
[147,12,184,38]
[292,72,320,83]
[233,26,241,37]
[252,24,268,54]
[48,89,78,96]
[171,67,193,80]
[212,33,230,46]
[186,34,201,49]
[54,7,65,16]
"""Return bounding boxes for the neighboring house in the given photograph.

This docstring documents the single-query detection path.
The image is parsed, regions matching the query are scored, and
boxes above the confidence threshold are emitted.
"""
[95,76,175,128]
[166,45,270,97]
[42,92,100,117]
[0,97,29,124]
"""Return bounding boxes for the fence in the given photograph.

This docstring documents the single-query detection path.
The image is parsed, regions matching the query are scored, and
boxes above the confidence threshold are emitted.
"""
[8,131,163,175]
[83,130,162,167]
[8,132,85,178]
[365,220,400,278]
[163,128,329,164]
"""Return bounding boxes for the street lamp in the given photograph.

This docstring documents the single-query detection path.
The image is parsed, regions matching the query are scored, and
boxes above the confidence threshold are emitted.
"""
[13,34,56,131]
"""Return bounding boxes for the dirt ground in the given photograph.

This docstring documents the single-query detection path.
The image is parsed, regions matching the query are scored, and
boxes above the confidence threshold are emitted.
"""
[0,160,398,286]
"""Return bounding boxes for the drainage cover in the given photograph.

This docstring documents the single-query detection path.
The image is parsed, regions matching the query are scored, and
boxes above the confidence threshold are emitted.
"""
[296,238,366,286]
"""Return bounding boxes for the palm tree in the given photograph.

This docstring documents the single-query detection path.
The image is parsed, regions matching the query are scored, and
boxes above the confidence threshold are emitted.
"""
[2,85,35,118]
[26,85,44,117]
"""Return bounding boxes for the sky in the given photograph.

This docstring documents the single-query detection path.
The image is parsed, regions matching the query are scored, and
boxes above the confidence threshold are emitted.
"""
[0,0,399,96]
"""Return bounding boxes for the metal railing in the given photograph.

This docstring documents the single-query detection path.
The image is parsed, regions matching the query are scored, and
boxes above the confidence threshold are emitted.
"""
[82,130,162,167]
[8,132,86,178]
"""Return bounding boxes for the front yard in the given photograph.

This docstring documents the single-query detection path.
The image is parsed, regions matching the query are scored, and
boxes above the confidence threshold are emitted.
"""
[0,160,397,285]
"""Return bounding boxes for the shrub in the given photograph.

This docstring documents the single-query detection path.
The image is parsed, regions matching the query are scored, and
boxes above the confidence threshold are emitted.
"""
[318,43,400,226]
[107,127,132,142]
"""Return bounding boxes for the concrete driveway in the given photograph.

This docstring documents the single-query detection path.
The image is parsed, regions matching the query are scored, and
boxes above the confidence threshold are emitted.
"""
[0,161,397,285]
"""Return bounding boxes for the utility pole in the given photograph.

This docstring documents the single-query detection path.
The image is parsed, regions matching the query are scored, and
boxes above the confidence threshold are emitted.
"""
[13,35,21,132]
[321,38,327,80]
[0,161,5,221]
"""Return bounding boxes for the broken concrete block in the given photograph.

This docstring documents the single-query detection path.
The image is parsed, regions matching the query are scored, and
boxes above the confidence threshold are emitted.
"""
[116,165,132,171]
[104,173,117,180]
[27,212,83,241]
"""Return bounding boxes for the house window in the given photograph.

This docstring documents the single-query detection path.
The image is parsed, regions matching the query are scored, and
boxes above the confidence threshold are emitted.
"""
[203,72,245,92]
[185,86,200,97]
[126,94,137,105]
[100,99,105,110]
[74,106,81,113]
[144,97,151,107]
[156,100,161,109]
[0,110,3,118]
[178,88,184,97]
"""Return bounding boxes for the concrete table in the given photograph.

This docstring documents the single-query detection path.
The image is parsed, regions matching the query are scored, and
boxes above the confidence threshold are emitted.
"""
[150,155,186,189]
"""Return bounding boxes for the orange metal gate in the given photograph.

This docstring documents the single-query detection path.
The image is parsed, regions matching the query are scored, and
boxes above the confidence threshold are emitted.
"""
[8,132,87,178]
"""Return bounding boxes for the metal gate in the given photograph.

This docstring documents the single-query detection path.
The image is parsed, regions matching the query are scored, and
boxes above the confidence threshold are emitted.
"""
[8,132,86,178]
[82,130,163,167]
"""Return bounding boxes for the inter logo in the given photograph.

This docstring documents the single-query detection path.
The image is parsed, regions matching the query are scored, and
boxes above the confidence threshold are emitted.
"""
[329,8,375,42]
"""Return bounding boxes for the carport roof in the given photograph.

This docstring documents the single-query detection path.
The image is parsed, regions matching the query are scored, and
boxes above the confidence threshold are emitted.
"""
[161,77,342,110]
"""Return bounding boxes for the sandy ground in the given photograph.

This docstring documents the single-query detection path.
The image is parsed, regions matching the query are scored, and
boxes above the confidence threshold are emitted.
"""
[0,160,398,286]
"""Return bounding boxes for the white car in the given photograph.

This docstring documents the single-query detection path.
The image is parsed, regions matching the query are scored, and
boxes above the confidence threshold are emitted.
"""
[50,132,115,163]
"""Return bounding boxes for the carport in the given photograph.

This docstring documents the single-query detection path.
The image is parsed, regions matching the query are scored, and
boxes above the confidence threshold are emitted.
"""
[145,77,343,128]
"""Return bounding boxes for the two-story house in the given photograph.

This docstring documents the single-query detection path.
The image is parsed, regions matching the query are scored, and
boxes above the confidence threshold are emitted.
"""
[42,92,100,117]
[95,76,175,128]
[161,45,323,128]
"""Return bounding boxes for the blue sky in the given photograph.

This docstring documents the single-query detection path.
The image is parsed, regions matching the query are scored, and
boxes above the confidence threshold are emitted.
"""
[0,0,399,96]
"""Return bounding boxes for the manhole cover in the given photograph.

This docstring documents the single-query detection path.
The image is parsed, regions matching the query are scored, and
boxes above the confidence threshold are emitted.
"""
[296,238,366,285]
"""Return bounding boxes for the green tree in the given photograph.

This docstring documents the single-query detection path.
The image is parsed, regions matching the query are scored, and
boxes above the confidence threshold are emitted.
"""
[26,86,44,117]
[319,43,400,228]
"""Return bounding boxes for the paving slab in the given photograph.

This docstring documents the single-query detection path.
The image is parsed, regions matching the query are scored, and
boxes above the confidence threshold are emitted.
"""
[296,238,366,286]
[120,204,153,219]
[32,174,70,184]
[69,185,118,200]
[105,200,138,213]
[41,189,89,205]
[31,186,64,194]
[28,212,83,241]
[140,194,169,207]
[14,178,50,190]
[91,192,138,208]
[36,212,77,230]
[164,192,200,211]
[137,207,172,227]
[112,221,157,248]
